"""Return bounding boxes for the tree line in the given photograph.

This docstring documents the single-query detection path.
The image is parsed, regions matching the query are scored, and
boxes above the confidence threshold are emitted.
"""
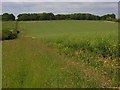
[1,13,15,21]
[17,13,116,21]
[1,12,119,21]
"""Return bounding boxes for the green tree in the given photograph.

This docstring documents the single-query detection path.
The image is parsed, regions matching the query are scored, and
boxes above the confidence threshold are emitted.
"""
[2,13,15,21]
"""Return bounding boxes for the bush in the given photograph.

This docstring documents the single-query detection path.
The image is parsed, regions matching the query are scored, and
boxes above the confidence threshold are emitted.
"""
[111,18,120,22]
[115,19,120,22]
[2,29,18,40]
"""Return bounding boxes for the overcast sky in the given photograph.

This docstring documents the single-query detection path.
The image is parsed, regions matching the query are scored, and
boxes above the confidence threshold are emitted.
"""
[1,0,120,2]
[1,0,119,18]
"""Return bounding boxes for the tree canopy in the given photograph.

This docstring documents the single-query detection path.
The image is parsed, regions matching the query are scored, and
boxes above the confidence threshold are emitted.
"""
[1,12,117,21]
[2,13,15,21]
[17,13,116,21]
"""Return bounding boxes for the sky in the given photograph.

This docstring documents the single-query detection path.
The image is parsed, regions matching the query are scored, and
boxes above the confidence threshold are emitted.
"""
[1,0,120,2]
[1,0,119,18]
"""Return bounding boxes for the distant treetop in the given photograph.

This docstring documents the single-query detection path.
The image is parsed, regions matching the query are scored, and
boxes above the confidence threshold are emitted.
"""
[1,12,116,21]
[2,13,15,21]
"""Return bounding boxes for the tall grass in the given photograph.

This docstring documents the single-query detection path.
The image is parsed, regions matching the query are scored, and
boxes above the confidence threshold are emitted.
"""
[2,20,119,88]
[20,20,119,86]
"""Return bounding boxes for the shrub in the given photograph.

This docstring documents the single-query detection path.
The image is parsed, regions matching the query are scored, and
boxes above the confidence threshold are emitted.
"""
[2,29,18,40]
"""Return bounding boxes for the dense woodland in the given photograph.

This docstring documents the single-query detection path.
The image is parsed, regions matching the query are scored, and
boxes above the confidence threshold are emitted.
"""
[1,12,119,22]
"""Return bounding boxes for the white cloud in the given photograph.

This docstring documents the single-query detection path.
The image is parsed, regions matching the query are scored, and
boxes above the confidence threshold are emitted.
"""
[2,0,119,2]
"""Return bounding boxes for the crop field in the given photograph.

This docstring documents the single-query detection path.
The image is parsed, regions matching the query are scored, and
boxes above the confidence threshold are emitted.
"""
[2,21,119,88]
